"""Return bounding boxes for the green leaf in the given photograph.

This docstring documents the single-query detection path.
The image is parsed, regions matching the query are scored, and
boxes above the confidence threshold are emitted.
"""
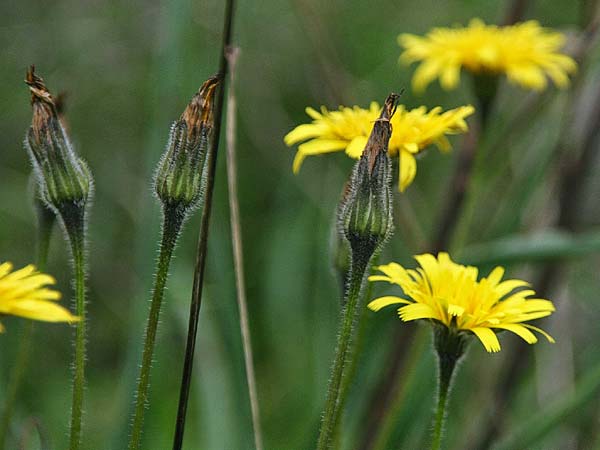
[458,229,600,267]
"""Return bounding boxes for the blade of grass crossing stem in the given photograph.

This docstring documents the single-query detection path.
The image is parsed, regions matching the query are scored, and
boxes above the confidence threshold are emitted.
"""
[172,1,236,448]
[225,47,264,450]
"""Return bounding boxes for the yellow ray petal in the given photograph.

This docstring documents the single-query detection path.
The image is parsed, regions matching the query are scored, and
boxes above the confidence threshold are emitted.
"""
[470,327,501,352]
[399,150,417,192]
[368,296,412,312]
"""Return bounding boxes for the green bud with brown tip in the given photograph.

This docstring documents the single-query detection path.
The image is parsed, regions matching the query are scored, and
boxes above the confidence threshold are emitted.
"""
[155,76,219,211]
[24,66,92,216]
[339,93,398,257]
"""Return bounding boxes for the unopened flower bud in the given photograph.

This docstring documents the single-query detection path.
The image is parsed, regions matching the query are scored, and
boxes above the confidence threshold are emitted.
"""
[24,66,92,215]
[340,93,398,254]
[155,76,219,210]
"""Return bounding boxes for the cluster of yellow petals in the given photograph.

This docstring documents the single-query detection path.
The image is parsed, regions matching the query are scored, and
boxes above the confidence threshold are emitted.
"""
[400,19,577,93]
[284,103,474,191]
[368,253,555,352]
[0,262,79,331]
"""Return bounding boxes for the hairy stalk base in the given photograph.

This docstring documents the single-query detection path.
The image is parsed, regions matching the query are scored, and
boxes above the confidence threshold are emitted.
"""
[129,204,185,450]
[317,246,373,450]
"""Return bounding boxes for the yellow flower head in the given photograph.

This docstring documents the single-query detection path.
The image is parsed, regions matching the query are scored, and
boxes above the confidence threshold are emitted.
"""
[368,253,555,352]
[400,19,577,93]
[0,262,79,331]
[284,102,474,191]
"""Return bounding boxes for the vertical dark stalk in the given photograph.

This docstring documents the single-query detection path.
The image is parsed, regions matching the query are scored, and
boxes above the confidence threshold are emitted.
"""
[172,1,236,448]
[128,204,185,450]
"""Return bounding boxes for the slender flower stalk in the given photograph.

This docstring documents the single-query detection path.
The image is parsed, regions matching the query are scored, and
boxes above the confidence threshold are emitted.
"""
[430,327,466,450]
[316,94,398,450]
[128,77,219,450]
[224,47,264,450]
[172,0,236,447]
[23,66,92,450]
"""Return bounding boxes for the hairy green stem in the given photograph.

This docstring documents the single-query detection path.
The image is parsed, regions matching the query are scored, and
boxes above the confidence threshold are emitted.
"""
[0,204,55,449]
[129,205,185,450]
[430,328,464,450]
[317,249,371,450]
[63,207,87,450]
[330,256,378,449]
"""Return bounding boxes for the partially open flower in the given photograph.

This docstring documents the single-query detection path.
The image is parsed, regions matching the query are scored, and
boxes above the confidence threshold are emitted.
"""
[368,252,555,352]
[400,19,577,93]
[155,76,219,211]
[285,102,473,191]
[0,262,78,331]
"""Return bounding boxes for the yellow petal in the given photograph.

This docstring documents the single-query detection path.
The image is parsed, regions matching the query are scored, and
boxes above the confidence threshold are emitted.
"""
[292,139,348,174]
[398,303,437,321]
[368,296,412,312]
[493,323,537,344]
[345,136,369,159]
[399,150,417,192]
[7,300,80,323]
[470,327,501,353]
[284,124,322,146]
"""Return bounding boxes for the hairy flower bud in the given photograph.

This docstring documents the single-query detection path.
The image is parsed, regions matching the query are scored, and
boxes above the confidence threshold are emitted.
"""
[155,76,219,210]
[339,93,398,255]
[24,66,92,215]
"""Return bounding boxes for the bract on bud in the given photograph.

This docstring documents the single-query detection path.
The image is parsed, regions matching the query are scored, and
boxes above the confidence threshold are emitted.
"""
[339,93,398,255]
[24,66,92,215]
[155,76,219,210]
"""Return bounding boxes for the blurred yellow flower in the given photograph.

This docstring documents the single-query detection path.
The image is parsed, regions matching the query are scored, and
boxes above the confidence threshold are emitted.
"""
[284,103,474,191]
[0,262,78,331]
[400,19,577,93]
[368,253,555,352]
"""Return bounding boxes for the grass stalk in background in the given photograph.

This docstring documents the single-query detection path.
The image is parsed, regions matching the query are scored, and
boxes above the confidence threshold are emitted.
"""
[224,47,264,450]
[171,0,236,447]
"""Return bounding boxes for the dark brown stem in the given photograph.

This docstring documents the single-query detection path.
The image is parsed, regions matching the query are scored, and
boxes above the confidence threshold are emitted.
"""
[171,1,236,448]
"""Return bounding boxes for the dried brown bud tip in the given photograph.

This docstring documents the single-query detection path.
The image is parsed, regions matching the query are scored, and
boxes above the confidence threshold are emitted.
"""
[180,76,220,139]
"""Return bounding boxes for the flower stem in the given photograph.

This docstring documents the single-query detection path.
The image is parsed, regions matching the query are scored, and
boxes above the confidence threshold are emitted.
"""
[0,203,55,450]
[317,248,372,450]
[61,205,87,450]
[129,204,185,450]
[330,255,378,448]
[430,328,465,450]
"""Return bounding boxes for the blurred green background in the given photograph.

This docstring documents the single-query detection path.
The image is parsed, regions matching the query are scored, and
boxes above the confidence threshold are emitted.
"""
[2,0,600,449]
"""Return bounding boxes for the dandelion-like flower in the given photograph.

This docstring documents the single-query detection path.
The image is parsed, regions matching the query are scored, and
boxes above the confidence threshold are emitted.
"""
[368,252,555,352]
[400,19,577,93]
[284,103,474,191]
[0,262,78,331]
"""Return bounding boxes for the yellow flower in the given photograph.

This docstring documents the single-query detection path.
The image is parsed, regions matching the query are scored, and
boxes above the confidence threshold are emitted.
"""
[284,103,474,191]
[400,19,577,93]
[368,253,555,352]
[0,262,79,331]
